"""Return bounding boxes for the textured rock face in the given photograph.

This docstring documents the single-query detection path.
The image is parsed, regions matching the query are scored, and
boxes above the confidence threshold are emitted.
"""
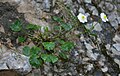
[0,45,32,75]
[0,0,120,76]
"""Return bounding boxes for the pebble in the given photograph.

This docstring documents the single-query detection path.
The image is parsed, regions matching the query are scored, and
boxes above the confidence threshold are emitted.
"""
[101,66,108,72]
[114,58,120,69]
[110,20,119,29]
[113,34,120,43]
[84,0,91,4]
[0,63,8,69]
[105,2,114,11]
[105,44,111,50]
[78,7,85,14]
[43,0,51,12]
[113,43,120,51]
[93,22,102,31]
[87,64,93,71]
[84,42,94,50]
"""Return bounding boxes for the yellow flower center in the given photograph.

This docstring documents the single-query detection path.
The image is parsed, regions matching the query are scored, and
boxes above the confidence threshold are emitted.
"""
[82,16,85,20]
[104,15,107,19]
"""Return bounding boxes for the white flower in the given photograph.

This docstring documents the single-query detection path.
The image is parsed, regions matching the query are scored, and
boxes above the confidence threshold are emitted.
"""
[77,13,87,23]
[100,13,108,22]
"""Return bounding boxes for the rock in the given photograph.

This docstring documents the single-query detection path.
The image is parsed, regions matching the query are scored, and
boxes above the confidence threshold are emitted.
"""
[105,2,114,11]
[114,58,120,69]
[0,49,32,75]
[35,0,42,3]
[47,73,53,76]
[113,44,120,51]
[0,62,8,69]
[87,50,98,60]
[84,42,94,50]
[92,9,98,16]
[106,0,112,2]
[27,69,41,76]
[111,45,120,55]
[117,17,120,24]
[43,63,51,74]
[87,64,93,71]
[52,0,56,7]
[98,61,104,66]
[24,13,49,26]
[108,11,118,22]
[85,23,93,30]
[83,57,90,61]
[113,34,120,43]
[53,9,60,14]
[93,22,102,31]
[84,41,99,60]
[78,7,85,14]
[0,45,8,55]
[87,5,98,16]
[0,0,21,5]
[42,0,51,12]
[84,0,91,4]
[105,44,111,50]
[94,71,103,76]
[110,20,119,29]
[0,25,5,33]
[64,0,73,6]
[101,66,108,72]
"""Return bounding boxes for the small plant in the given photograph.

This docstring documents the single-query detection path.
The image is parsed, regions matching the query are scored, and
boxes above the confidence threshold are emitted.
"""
[23,46,42,68]
[18,36,26,43]
[10,20,22,32]
[42,42,55,51]
[10,15,75,68]
[26,24,40,30]
[22,41,74,67]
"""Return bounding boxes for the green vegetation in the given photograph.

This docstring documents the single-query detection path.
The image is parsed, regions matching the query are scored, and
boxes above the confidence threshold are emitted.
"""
[10,1,97,68]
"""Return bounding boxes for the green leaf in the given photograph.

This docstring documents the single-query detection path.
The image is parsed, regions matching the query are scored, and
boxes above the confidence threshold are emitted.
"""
[53,26,61,31]
[18,36,26,43]
[52,16,62,22]
[30,46,41,55]
[41,54,58,63]
[23,46,31,56]
[29,54,42,68]
[90,33,97,37]
[59,52,68,59]
[49,55,58,63]
[61,42,74,51]
[60,23,72,31]
[10,20,22,32]
[26,24,40,30]
[41,54,48,61]
[41,54,51,62]
[57,39,65,44]
[42,42,55,50]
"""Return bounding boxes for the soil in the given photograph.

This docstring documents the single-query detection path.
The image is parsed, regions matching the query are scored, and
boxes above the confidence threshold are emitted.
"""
[0,70,20,76]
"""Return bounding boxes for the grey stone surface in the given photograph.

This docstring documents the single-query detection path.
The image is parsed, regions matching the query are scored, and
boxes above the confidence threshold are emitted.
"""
[93,22,102,31]
[0,0,120,75]
[78,7,85,14]
[0,45,32,75]
[84,0,91,4]
[110,20,119,29]
[113,43,120,51]
[43,0,51,12]
[113,34,120,43]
